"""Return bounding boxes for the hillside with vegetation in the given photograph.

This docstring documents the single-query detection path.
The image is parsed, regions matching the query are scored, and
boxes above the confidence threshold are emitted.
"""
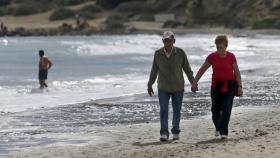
[0,0,279,36]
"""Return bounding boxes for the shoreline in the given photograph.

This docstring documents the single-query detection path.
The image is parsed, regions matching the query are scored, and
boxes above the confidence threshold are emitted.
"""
[2,106,280,158]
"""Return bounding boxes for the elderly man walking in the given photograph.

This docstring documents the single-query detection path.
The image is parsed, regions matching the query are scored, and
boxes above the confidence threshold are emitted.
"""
[147,31,194,141]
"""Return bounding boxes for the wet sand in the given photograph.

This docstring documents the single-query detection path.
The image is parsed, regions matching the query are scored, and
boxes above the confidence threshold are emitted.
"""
[2,106,280,158]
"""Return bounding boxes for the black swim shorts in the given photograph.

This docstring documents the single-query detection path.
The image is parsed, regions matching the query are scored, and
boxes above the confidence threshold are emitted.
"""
[39,69,48,80]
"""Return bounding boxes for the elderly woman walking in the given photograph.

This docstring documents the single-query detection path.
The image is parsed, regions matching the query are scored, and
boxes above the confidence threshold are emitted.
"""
[191,35,243,139]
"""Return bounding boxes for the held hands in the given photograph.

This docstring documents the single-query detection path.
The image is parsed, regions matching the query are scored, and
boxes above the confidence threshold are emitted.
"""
[191,82,198,93]
[147,86,154,96]
[237,87,243,97]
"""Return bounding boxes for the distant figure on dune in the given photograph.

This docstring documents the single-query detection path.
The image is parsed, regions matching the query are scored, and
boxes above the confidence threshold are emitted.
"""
[147,31,194,141]
[38,50,53,89]
[191,35,243,139]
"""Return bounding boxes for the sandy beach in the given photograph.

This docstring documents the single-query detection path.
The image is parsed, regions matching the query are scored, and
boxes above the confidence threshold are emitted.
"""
[0,33,279,158]
[1,106,279,158]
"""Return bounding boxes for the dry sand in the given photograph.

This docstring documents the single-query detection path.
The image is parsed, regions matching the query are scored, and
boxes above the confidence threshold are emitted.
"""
[2,106,280,158]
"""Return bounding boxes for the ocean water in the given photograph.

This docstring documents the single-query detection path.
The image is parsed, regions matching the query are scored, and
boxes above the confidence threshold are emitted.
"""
[1,34,278,113]
[0,34,280,154]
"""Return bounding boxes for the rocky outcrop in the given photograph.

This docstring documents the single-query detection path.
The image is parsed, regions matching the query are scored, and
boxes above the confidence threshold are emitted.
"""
[175,0,280,28]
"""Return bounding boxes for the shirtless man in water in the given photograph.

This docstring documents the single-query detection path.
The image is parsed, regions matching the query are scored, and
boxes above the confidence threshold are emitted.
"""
[38,50,52,89]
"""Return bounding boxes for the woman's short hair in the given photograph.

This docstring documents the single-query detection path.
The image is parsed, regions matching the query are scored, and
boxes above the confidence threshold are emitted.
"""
[215,35,228,47]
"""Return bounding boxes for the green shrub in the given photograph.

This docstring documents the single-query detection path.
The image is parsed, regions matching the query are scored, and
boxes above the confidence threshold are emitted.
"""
[11,0,88,7]
[55,0,87,6]
[151,0,172,13]
[273,20,280,29]
[104,13,127,32]
[116,1,151,13]
[96,0,133,9]
[13,3,49,16]
[0,0,10,6]
[77,4,102,19]
[77,11,94,19]
[49,8,76,21]
[105,13,127,24]
[79,4,103,13]
[271,4,280,11]
[0,6,13,15]
[13,5,33,16]
[0,1,50,16]
[13,0,49,3]
[252,18,279,29]
[58,22,73,33]
[105,20,125,31]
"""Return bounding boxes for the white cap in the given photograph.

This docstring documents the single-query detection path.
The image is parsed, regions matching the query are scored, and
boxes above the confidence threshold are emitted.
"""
[162,31,175,39]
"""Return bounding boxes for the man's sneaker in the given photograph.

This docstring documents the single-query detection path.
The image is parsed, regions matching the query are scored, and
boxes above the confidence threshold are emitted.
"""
[172,134,180,140]
[160,134,168,141]
[215,131,220,137]
[221,135,228,139]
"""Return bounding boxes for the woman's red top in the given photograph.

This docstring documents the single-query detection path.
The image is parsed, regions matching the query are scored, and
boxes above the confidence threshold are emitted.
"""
[206,51,236,92]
